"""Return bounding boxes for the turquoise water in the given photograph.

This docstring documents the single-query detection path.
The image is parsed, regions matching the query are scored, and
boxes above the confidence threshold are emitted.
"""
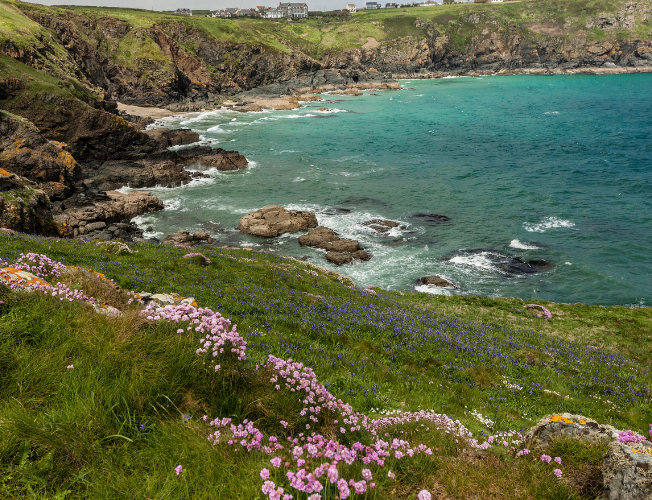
[128,74,652,306]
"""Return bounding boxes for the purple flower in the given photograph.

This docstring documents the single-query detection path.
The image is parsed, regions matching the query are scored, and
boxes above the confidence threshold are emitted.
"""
[175,465,183,475]
[540,454,552,463]
[260,468,270,480]
[553,468,562,478]
[554,457,561,464]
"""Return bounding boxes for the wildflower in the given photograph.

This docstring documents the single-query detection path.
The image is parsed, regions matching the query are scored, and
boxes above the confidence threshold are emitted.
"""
[418,490,432,500]
[66,364,74,370]
[271,457,282,468]
[554,457,561,464]
[553,468,562,478]
[175,465,183,475]
[540,454,552,463]
[388,470,395,480]
[361,469,372,481]
[261,468,270,480]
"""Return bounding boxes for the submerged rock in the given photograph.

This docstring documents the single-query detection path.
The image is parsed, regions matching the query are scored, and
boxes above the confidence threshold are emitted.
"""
[411,213,450,224]
[447,249,553,276]
[362,219,404,233]
[238,205,318,237]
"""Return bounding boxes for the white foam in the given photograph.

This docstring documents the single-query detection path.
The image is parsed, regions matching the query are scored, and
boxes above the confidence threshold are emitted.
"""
[415,284,453,296]
[544,111,560,115]
[315,108,346,114]
[206,125,232,133]
[524,217,575,233]
[164,199,181,211]
[293,177,306,182]
[284,114,316,118]
[565,261,572,265]
[510,239,540,250]
[449,253,497,271]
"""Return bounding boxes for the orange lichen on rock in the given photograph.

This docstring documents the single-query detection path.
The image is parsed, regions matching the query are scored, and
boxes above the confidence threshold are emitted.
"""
[0,267,50,287]
[548,414,576,424]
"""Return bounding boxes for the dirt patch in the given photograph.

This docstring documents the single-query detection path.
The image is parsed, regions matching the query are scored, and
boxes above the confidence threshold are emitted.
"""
[526,23,566,36]
[362,36,381,49]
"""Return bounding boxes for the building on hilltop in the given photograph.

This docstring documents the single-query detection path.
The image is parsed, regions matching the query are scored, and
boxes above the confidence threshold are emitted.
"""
[278,2,309,17]
[211,9,232,17]
[365,1,381,8]
[419,0,441,5]
[175,8,192,15]
[385,2,399,7]
[265,6,284,17]
[345,2,357,12]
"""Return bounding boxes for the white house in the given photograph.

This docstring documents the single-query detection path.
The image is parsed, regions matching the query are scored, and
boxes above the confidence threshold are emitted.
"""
[175,8,192,15]
[365,1,381,8]
[278,2,309,17]
[345,2,357,12]
[385,2,399,7]
[211,9,231,17]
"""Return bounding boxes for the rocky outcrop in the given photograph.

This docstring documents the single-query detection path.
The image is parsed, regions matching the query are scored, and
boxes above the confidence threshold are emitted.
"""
[419,276,455,287]
[161,229,214,246]
[362,219,404,234]
[0,168,56,235]
[238,205,318,237]
[524,414,652,500]
[298,226,371,265]
[0,111,81,200]
[53,190,163,237]
[144,128,199,148]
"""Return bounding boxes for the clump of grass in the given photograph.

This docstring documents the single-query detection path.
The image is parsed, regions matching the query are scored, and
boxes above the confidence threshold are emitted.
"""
[58,266,136,309]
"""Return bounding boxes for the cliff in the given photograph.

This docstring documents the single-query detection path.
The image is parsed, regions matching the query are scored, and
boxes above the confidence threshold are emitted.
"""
[2,0,652,109]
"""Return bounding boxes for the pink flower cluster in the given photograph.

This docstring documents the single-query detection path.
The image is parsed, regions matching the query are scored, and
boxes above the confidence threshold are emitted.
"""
[11,253,66,278]
[618,429,647,444]
[142,302,247,369]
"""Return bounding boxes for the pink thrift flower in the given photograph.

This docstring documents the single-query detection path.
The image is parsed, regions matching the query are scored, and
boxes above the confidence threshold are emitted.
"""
[175,465,183,475]
[540,454,552,463]
[66,364,74,370]
[554,457,562,464]
[271,457,282,468]
[361,469,372,481]
[418,490,432,500]
[553,468,562,478]
[261,468,270,480]
[388,470,395,480]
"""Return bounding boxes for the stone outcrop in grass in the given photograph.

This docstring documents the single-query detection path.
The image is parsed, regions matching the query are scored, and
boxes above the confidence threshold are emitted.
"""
[0,168,56,235]
[525,413,652,500]
[238,205,317,238]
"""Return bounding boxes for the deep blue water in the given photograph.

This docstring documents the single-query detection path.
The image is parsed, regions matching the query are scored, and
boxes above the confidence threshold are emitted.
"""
[127,74,652,306]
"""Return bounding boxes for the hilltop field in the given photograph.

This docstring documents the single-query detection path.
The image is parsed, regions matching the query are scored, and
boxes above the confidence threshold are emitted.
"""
[0,233,650,499]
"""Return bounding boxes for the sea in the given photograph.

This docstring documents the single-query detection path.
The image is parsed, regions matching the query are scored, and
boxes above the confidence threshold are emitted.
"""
[122,74,652,307]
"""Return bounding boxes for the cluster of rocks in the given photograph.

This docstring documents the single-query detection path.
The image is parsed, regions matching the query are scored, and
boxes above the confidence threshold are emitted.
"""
[418,275,455,288]
[299,226,370,265]
[161,229,214,247]
[238,205,318,237]
[525,413,652,500]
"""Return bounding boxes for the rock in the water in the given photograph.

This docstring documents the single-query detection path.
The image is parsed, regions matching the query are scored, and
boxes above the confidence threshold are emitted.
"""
[299,226,370,265]
[362,219,404,233]
[411,213,450,223]
[298,226,340,247]
[419,276,455,287]
[161,230,214,246]
[446,249,553,276]
[238,205,317,237]
[524,413,652,500]
[144,127,200,148]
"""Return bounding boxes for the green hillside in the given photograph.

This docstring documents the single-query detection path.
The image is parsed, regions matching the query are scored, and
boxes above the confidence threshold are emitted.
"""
[0,232,650,499]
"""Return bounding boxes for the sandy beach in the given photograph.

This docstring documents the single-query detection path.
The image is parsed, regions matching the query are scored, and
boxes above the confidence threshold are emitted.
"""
[116,102,180,119]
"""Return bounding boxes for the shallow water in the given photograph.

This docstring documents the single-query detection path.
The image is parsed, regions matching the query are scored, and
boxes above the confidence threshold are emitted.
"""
[124,74,652,306]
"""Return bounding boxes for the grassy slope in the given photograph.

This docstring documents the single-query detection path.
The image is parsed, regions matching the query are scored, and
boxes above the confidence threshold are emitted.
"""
[0,233,649,498]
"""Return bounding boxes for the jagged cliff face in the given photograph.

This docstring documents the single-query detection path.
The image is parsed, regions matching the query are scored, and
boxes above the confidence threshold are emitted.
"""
[2,1,652,108]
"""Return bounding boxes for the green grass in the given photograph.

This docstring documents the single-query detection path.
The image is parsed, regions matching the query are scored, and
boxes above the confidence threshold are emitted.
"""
[0,233,650,498]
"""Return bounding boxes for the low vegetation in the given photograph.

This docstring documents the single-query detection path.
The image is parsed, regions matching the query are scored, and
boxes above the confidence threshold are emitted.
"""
[0,232,650,499]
